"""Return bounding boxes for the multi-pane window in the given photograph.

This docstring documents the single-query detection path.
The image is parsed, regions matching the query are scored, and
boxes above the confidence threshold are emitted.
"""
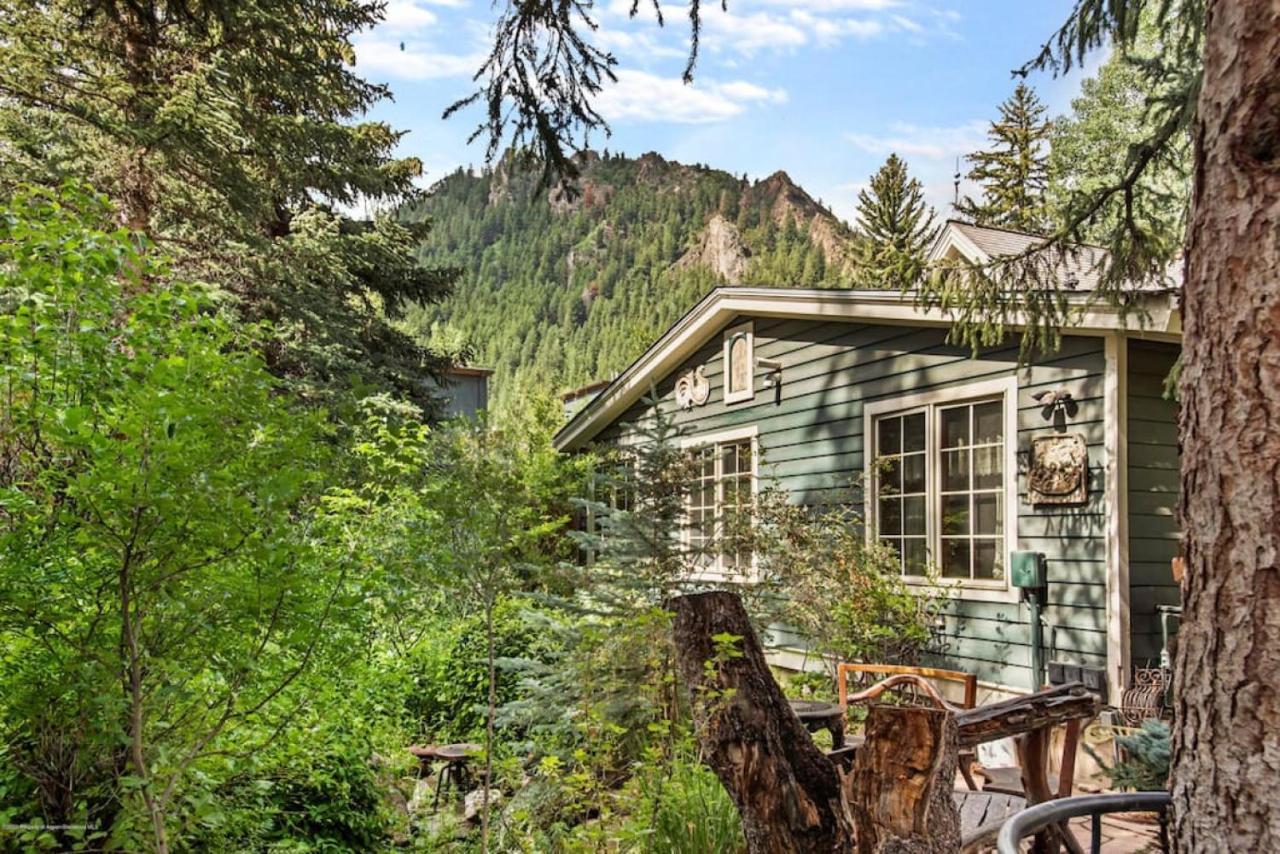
[581,451,637,564]
[939,401,1005,581]
[876,411,928,576]
[687,438,754,574]
[688,447,717,558]
[873,396,1007,584]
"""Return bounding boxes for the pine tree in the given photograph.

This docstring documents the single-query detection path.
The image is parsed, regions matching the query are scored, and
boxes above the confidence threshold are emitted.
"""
[852,154,939,288]
[956,83,1052,233]
[0,0,458,410]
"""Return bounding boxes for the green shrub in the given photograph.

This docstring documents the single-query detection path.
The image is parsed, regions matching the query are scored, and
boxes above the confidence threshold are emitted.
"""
[191,728,395,852]
[404,597,544,742]
[1110,719,1171,791]
[749,492,943,667]
[626,755,744,854]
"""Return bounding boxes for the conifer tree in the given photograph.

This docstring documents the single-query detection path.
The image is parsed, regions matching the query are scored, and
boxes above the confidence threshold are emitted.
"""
[852,154,939,288]
[0,0,458,410]
[955,83,1052,233]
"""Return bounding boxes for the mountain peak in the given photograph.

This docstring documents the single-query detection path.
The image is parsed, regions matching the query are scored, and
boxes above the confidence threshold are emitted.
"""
[409,150,859,416]
[758,169,798,188]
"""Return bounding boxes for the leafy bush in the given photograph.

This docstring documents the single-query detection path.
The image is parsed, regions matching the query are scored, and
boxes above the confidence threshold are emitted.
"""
[404,597,545,741]
[624,753,744,854]
[190,734,394,852]
[749,491,943,668]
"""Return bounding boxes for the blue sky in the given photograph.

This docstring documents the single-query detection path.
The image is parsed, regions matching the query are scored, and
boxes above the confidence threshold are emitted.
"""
[354,0,1097,222]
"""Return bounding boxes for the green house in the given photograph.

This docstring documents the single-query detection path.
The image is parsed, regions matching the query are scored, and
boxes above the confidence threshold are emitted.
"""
[554,221,1182,703]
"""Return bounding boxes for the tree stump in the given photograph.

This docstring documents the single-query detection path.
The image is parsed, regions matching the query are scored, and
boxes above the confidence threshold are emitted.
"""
[669,590,854,851]
[846,705,961,854]
[668,591,961,853]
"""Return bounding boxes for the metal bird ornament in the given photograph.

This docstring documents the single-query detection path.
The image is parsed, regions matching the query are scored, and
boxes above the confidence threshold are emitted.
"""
[1032,388,1078,423]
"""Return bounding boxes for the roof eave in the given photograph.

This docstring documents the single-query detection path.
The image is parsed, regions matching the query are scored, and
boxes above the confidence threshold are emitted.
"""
[552,286,1181,452]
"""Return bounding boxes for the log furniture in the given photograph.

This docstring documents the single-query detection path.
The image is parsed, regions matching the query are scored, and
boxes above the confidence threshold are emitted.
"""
[842,674,1101,853]
[788,699,847,748]
[667,591,1102,853]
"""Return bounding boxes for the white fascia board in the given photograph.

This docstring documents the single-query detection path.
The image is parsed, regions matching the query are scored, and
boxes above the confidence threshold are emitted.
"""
[926,223,991,264]
[552,287,1180,452]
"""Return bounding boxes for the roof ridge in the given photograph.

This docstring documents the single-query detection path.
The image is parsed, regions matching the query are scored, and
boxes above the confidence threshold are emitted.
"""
[946,219,1111,253]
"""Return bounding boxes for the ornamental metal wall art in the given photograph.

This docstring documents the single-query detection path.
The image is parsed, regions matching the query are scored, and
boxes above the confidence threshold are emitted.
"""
[675,365,710,409]
[1028,433,1088,505]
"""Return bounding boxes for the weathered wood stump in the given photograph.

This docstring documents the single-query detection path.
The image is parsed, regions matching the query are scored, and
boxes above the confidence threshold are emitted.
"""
[668,591,961,853]
[669,590,854,851]
[846,705,961,853]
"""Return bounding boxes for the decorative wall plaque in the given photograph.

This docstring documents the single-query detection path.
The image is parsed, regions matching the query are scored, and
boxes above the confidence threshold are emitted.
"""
[675,366,710,409]
[1028,433,1088,505]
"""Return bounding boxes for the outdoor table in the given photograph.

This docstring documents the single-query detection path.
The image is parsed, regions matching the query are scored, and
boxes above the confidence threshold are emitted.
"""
[788,699,846,748]
[407,742,482,812]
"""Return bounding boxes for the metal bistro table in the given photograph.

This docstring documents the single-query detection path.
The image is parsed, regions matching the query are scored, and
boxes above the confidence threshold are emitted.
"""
[788,699,846,749]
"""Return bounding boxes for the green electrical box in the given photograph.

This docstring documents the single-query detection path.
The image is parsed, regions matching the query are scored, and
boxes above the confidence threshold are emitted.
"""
[1010,551,1048,589]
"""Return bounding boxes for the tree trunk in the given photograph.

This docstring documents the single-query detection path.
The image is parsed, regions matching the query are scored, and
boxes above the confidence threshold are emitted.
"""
[1174,0,1280,849]
[668,591,961,853]
[669,591,854,852]
[119,10,156,236]
[482,598,496,853]
[846,705,960,854]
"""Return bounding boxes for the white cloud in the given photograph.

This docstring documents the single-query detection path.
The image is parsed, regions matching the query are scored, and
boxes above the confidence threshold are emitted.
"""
[759,0,899,10]
[595,28,686,60]
[844,119,993,212]
[789,10,883,45]
[689,1,940,57]
[845,119,987,161]
[704,10,808,53]
[354,37,486,80]
[381,0,439,32]
[891,14,923,33]
[597,69,786,123]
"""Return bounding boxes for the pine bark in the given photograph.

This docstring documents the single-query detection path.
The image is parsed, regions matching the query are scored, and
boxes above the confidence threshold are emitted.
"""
[1173,0,1280,849]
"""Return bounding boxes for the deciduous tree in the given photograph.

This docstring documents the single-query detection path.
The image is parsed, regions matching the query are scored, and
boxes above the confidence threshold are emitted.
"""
[0,186,350,853]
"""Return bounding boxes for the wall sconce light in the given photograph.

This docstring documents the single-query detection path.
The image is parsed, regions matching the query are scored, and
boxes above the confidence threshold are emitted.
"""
[757,357,783,388]
[757,357,783,405]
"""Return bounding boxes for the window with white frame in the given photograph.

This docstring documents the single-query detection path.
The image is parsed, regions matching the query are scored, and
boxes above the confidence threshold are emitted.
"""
[871,390,1010,585]
[686,435,755,574]
[723,322,754,404]
[581,449,637,565]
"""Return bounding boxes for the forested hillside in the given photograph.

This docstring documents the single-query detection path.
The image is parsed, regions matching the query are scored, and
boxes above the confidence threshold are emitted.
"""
[400,151,860,418]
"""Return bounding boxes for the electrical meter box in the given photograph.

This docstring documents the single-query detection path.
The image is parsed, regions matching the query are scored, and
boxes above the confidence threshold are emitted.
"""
[1010,550,1047,589]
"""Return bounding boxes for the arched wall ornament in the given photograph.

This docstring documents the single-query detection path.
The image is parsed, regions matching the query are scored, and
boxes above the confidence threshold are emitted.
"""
[675,366,710,409]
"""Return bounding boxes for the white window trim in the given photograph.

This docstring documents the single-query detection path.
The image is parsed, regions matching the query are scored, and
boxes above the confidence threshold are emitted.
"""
[722,321,755,405]
[863,376,1020,604]
[680,424,759,582]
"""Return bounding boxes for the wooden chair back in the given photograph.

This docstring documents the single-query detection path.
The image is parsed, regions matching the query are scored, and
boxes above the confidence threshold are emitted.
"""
[837,662,979,711]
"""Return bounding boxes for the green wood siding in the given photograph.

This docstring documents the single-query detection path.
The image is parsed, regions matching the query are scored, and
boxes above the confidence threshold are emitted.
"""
[598,315,1115,690]
[1126,340,1182,667]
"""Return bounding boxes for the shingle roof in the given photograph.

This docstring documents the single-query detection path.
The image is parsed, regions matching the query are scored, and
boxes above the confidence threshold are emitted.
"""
[944,221,1116,292]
